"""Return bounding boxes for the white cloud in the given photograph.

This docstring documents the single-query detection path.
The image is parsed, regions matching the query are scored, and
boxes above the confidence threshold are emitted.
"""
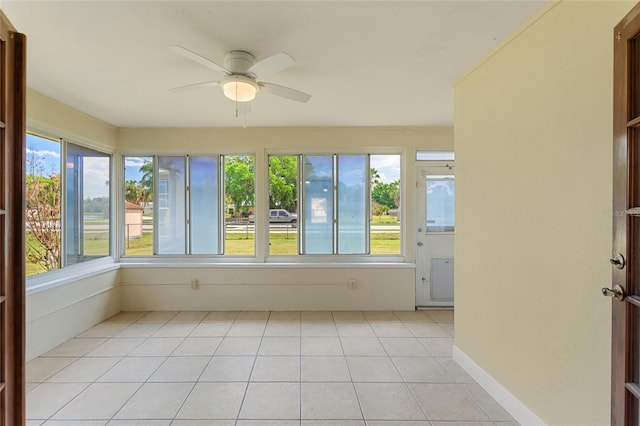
[26,147,60,159]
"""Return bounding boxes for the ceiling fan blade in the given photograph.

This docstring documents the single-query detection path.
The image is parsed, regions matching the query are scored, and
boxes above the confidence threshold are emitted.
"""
[259,82,311,103]
[169,81,220,93]
[169,45,230,74]
[248,52,295,76]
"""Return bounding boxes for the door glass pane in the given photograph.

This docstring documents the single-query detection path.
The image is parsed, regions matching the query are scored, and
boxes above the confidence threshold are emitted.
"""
[65,143,110,265]
[426,176,455,232]
[191,156,219,254]
[224,155,255,256]
[124,156,153,256]
[25,133,61,275]
[338,155,366,254]
[370,154,401,255]
[158,156,186,254]
[303,155,333,254]
[268,155,298,256]
[632,37,640,119]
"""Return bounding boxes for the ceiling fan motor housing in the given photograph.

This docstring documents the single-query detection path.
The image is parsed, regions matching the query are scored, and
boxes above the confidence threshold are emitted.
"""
[225,50,255,74]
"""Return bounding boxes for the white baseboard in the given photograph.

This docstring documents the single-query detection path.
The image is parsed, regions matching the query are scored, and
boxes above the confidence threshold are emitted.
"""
[452,345,546,426]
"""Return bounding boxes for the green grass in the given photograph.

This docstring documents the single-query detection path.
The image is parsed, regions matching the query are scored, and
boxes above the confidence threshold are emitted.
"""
[371,215,401,225]
[28,223,401,274]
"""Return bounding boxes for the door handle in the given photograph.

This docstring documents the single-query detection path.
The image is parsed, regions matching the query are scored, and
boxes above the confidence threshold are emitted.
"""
[417,242,423,247]
[610,253,625,269]
[602,284,625,301]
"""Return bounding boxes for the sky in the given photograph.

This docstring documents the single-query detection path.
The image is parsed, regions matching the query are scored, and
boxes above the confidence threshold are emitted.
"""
[27,133,110,199]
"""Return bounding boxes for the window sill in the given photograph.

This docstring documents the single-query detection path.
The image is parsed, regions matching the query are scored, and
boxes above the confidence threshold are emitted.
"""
[26,257,119,295]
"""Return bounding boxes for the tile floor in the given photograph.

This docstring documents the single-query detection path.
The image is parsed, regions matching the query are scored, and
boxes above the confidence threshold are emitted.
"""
[26,310,518,426]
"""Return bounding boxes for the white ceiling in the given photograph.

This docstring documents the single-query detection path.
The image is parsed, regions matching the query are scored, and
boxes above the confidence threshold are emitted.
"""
[2,1,546,128]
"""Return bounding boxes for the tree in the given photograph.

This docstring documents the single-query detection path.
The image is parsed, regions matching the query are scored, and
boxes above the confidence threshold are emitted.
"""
[25,151,61,272]
[372,181,399,210]
[370,167,381,187]
[269,156,297,212]
[137,160,153,209]
[225,156,255,216]
[125,180,141,204]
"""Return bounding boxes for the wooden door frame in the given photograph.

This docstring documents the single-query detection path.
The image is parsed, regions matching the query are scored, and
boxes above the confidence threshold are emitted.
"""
[0,9,26,425]
[612,3,640,424]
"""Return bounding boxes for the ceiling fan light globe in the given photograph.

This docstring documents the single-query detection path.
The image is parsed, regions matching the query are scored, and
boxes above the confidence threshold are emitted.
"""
[222,76,258,102]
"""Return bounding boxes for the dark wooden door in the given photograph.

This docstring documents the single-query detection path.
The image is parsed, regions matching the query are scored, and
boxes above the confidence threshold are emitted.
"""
[612,3,640,424]
[0,9,26,426]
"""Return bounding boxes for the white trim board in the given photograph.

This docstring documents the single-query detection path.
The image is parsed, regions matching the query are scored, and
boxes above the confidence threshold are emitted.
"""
[452,345,547,426]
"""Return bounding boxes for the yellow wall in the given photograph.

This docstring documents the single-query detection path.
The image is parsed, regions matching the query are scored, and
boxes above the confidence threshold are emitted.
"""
[454,1,635,424]
[27,89,118,149]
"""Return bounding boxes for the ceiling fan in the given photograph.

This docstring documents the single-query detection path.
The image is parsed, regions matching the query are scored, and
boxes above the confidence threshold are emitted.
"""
[169,45,311,104]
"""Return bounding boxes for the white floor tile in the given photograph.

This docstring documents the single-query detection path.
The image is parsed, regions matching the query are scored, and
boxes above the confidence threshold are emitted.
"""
[27,383,88,419]
[408,383,490,421]
[301,382,362,420]
[392,356,453,383]
[258,336,301,355]
[172,337,222,356]
[355,383,426,420]
[27,357,76,383]
[379,338,430,357]
[215,337,261,355]
[176,382,246,419]
[114,382,193,419]
[346,357,403,382]
[148,356,209,382]
[239,382,300,419]
[97,357,165,382]
[52,383,140,420]
[341,337,387,356]
[302,337,343,356]
[85,338,144,357]
[301,356,351,382]
[250,356,300,381]
[127,337,183,356]
[47,357,121,383]
[199,355,255,381]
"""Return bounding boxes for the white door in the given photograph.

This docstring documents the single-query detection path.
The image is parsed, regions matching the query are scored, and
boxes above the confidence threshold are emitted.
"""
[415,163,455,307]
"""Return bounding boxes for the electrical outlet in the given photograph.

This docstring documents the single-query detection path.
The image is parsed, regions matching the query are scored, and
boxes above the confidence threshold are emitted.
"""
[191,279,199,289]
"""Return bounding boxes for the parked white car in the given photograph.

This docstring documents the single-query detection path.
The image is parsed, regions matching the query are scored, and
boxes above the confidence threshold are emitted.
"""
[249,209,297,224]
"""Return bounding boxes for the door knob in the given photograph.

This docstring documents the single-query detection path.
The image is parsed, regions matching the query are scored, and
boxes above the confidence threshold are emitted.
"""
[610,253,625,269]
[417,242,423,247]
[602,284,625,301]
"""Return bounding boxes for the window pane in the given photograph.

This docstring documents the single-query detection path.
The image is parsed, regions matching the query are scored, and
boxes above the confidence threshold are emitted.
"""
[426,178,455,232]
[303,155,333,254]
[224,155,255,256]
[124,157,153,256]
[191,156,219,254]
[65,143,111,266]
[370,155,401,255]
[158,156,186,254]
[338,155,366,254]
[416,151,454,161]
[268,155,298,256]
[25,133,61,276]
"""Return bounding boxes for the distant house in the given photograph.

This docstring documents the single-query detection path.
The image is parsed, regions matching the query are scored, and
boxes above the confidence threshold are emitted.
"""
[125,201,144,239]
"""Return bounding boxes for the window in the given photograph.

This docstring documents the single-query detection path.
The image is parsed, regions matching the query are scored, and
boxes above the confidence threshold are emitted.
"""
[224,155,255,256]
[426,176,455,232]
[122,152,401,258]
[268,155,298,255]
[416,151,454,161]
[268,153,401,256]
[191,156,220,254]
[370,155,401,255]
[26,132,112,277]
[124,156,153,255]
[123,154,253,256]
[65,143,111,265]
[26,134,61,275]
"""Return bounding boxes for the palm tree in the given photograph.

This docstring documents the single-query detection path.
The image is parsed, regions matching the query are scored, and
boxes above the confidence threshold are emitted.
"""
[370,167,381,187]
